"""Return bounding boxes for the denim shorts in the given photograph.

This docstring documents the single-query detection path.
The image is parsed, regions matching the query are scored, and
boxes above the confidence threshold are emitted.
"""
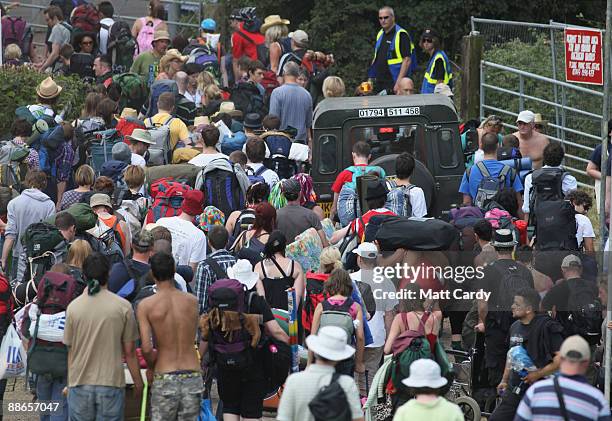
[68,385,124,421]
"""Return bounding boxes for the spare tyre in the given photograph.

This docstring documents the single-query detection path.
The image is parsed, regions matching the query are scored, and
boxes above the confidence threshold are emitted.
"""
[370,154,435,215]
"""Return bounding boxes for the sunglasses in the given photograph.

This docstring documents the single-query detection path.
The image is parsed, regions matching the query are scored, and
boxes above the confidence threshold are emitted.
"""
[422,38,433,43]
[379,16,391,20]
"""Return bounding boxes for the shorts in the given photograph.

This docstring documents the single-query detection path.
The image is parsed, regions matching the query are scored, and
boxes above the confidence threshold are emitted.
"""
[217,365,265,419]
[151,371,203,421]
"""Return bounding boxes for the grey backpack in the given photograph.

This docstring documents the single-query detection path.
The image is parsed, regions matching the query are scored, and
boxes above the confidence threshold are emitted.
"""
[319,297,355,344]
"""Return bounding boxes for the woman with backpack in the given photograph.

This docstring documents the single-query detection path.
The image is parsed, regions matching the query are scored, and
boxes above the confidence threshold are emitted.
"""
[260,15,290,73]
[309,268,365,377]
[254,230,304,311]
[60,164,94,211]
[293,173,324,220]
[231,202,275,266]
[225,182,269,241]
[131,0,167,57]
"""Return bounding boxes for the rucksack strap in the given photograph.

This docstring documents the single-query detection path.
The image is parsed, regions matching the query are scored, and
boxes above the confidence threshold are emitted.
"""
[475,161,490,178]
[553,376,570,421]
[268,256,289,279]
[205,256,227,279]
[235,29,255,45]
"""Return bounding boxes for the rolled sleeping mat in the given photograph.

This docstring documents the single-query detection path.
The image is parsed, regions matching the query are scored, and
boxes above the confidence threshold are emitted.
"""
[144,163,200,189]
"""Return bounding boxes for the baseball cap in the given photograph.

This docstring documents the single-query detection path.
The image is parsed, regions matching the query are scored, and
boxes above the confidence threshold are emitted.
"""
[561,254,582,268]
[352,242,379,259]
[560,335,591,361]
[289,30,309,47]
[516,110,535,124]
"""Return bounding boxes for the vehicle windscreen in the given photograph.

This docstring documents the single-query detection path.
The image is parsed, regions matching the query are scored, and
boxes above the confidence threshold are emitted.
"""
[349,124,425,163]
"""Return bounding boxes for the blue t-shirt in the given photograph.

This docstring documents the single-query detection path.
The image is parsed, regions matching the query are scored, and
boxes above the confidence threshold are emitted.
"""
[459,159,524,200]
[589,142,612,176]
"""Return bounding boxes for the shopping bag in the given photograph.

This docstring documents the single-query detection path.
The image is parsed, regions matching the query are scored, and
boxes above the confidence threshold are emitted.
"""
[197,398,215,421]
[0,324,26,379]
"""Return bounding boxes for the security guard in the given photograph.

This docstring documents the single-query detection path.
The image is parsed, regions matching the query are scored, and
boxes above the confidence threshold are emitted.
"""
[421,28,453,94]
[368,6,416,95]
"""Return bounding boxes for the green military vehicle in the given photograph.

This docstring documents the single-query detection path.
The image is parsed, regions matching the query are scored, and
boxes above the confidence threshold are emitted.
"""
[311,95,474,217]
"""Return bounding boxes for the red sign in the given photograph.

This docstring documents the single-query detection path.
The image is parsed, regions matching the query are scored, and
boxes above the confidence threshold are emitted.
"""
[564,28,603,85]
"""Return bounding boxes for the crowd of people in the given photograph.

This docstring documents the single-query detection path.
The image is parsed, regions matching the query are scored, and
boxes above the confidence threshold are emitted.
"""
[0,2,608,421]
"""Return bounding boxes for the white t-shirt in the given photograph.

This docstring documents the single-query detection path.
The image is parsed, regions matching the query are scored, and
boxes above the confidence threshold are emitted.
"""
[575,213,595,248]
[131,153,146,167]
[156,217,207,266]
[188,152,228,167]
[245,162,279,189]
[350,269,398,348]
[98,18,115,55]
[407,185,427,218]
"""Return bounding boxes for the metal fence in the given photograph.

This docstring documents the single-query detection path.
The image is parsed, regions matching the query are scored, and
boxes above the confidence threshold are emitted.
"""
[1,0,205,50]
[472,17,606,189]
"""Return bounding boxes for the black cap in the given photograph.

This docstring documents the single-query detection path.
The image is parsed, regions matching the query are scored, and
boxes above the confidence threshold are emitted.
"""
[364,179,388,200]
[421,28,440,40]
[243,113,262,129]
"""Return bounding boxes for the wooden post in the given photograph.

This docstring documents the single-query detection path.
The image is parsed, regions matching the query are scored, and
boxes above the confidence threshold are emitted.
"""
[460,33,484,121]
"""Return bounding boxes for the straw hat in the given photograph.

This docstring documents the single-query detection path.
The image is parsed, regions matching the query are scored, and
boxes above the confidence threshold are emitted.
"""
[36,77,62,99]
[534,113,549,126]
[194,116,210,127]
[152,29,171,44]
[120,108,138,119]
[160,49,187,70]
[260,15,290,34]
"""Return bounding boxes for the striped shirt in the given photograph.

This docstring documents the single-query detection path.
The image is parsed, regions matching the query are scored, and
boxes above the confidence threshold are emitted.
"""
[194,250,236,314]
[514,374,611,421]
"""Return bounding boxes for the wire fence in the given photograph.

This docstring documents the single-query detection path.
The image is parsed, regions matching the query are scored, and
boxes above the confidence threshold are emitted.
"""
[472,17,606,188]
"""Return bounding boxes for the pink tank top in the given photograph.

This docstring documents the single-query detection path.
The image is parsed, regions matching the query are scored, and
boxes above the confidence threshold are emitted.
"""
[135,17,162,57]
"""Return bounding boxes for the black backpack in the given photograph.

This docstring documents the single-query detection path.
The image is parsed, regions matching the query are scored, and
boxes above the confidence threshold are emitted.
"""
[491,262,532,312]
[262,131,297,180]
[566,280,603,345]
[308,372,352,421]
[232,208,256,240]
[529,167,567,225]
[201,160,246,218]
[230,81,268,118]
[534,200,578,251]
[468,161,515,209]
[106,20,136,74]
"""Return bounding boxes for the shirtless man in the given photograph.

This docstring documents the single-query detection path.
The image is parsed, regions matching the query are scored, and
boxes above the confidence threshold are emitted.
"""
[137,252,202,421]
[513,110,550,170]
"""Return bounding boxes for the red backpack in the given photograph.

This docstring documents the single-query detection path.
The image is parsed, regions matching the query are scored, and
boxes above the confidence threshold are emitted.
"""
[36,272,80,315]
[116,117,145,140]
[302,272,329,333]
[70,4,101,33]
[146,179,193,224]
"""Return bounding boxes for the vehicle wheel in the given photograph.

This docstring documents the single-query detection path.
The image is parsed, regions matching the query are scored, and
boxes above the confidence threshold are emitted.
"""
[369,154,435,214]
[455,396,481,421]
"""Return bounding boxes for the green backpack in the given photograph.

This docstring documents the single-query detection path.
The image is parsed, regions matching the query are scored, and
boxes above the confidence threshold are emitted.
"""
[111,73,148,113]
[47,203,97,234]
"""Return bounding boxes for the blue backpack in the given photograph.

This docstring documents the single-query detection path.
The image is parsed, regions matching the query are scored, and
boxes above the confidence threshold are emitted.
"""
[246,165,266,185]
[337,165,386,227]
[220,131,247,155]
[143,79,178,117]
[262,132,296,180]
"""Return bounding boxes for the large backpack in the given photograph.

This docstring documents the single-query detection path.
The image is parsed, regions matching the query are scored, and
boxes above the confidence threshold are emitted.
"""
[566,280,603,345]
[116,116,145,139]
[245,165,266,185]
[87,129,124,175]
[111,73,148,112]
[186,45,221,83]
[534,200,578,251]
[201,159,246,218]
[207,278,259,370]
[35,271,79,315]
[302,272,329,333]
[232,208,256,240]
[0,140,30,192]
[262,131,297,180]
[70,3,101,35]
[145,179,192,224]
[469,161,515,209]
[529,167,568,225]
[106,20,136,74]
[2,17,31,60]
[319,297,355,345]
[145,115,175,166]
[144,79,178,118]
[116,259,150,302]
[90,217,125,265]
[337,166,385,227]
[491,262,533,312]
[230,82,268,118]
[385,184,415,217]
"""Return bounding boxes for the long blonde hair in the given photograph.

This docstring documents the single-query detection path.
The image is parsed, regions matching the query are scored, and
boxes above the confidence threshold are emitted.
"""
[66,239,93,269]
[265,25,288,46]
[320,247,343,274]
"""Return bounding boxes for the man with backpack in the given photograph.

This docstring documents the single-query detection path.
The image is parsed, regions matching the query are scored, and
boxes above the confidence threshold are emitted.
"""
[1,171,55,281]
[230,7,265,83]
[231,59,268,119]
[489,287,563,421]
[541,255,602,377]
[93,54,113,86]
[188,125,228,167]
[156,190,207,272]
[270,61,313,145]
[459,132,524,211]
[37,5,72,73]
[277,326,364,421]
[475,229,534,390]
[97,1,114,55]
[385,152,427,217]
[108,229,154,301]
[130,28,170,87]
[174,71,197,127]
[137,252,202,420]
[64,252,143,420]
[145,92,190,157]
[522,141,577,220]
[245,136,279,189]
[194,225,236,314]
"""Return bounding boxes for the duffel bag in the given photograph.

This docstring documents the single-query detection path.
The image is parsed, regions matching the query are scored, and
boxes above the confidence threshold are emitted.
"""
[145,164,200,192]
[375,216,459,251]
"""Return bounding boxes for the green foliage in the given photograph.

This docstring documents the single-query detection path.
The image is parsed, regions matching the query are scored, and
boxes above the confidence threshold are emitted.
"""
[0,67,87,135]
